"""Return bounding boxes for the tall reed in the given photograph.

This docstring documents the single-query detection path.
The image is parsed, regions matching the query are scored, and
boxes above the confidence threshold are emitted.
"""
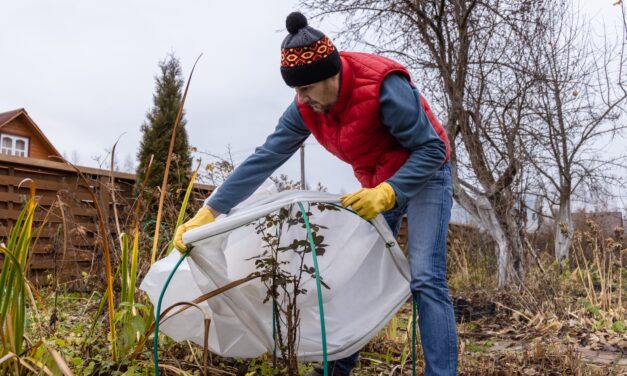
[0,179,36,365]
[151,53,203,264]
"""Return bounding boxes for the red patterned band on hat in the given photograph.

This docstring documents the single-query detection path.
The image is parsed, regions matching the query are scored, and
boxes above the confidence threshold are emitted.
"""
[281,36,336,68]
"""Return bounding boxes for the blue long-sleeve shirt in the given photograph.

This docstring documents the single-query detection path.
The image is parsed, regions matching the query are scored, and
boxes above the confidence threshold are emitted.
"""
[206,73,446,213]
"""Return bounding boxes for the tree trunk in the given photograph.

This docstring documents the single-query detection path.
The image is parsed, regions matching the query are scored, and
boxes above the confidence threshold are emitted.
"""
[463,194,524,287]
[554,193,574,263]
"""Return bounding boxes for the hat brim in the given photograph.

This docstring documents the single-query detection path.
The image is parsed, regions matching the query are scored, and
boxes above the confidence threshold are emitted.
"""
[281,50,341,87]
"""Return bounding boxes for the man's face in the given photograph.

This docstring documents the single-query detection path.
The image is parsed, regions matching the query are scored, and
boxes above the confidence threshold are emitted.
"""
[294,73,340,113]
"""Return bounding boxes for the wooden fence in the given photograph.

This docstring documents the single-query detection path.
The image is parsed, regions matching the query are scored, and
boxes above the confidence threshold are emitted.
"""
[0,154,212,287]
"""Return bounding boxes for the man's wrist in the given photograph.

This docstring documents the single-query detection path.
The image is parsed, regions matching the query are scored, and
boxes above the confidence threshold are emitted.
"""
[205,205,221,218]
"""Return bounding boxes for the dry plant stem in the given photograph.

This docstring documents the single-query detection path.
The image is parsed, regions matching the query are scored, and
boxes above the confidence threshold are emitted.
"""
[16,191,56,339]
[572,244,589,300]
[524,237,546,274]
[203,318,210,376]
[150,53,203,264]
[186,340,202,371]
[24,193,53,275]
[109,139,123,243]
[460,244,470,281]
[132,154,154,230]
[0,352,17,366]
[573,232,623,320]
[46,346,75,376]
[1,180,41,373]
[0,351,20,375]
[156,362,198,375]
[14,357,41,374]
[619,246,623,316]
[56,196,69,276]
[24,282,44,339]
[607,250,613,312]
[494,301,532,322]
[54,158,118,361]
[593,241,605,309]
[160,361,236,376]
[450,240,470,284]
[578,241,597,304]
[129,273,260,360]
[155,300,210,373]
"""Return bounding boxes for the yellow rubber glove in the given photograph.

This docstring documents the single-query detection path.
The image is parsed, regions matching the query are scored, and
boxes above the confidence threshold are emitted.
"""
[173,207,215,252]
[340,182,396,221]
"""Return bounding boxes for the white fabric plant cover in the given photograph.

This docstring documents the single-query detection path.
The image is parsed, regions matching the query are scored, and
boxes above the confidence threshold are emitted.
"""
[140,180,411,361]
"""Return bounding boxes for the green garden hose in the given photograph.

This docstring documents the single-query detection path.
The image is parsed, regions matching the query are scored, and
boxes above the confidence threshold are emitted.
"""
[412,297,417,376]
[152,203,415,376]
[153,203,330,376]
[297,202,329,376]
[153,247,191,376]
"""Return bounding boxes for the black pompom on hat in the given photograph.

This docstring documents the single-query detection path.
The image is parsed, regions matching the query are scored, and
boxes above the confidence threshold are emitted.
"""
[280,12,341,87]
[286,11,307,34]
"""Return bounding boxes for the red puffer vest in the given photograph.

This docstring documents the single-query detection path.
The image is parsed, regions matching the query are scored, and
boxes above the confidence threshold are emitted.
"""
[297,52,450,188]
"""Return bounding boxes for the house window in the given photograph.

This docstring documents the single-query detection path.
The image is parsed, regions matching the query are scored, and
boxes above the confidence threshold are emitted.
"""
[0,134,29,157]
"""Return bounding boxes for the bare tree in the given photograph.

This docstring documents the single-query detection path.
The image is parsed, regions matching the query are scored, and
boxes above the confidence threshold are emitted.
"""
[196,146,236,187]
[71,150,81,165]
[524,2,627,263]
[300,0,547,286]
[618,0,626,38]
[62,150,81,164]
[122,153,135,173]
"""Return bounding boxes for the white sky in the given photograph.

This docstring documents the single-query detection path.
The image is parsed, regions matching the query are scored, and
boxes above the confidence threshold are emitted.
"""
[1,0,625,205]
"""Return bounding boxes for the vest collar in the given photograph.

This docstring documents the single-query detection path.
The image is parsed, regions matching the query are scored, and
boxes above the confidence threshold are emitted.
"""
[328,55,354,116]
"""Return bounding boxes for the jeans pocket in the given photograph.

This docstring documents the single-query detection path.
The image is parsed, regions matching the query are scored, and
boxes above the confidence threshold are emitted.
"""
[416,169,451,205]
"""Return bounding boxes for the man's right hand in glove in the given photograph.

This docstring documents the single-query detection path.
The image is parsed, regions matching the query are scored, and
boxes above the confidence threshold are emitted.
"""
[173,206,218,252]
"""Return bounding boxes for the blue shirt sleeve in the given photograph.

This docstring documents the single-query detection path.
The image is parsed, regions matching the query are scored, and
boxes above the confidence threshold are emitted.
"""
[380,73,447,208]
[205,101,310,213]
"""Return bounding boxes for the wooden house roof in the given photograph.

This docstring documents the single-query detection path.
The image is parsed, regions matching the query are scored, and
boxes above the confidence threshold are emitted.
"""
[0,108,63,159]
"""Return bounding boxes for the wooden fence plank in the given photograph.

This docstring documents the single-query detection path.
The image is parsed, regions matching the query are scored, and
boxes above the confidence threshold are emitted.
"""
[29,258,96,271]
[0,174,91,192]
[29,244,97,254]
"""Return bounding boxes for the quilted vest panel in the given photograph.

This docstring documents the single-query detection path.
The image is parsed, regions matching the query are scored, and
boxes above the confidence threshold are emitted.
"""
[298,52,450,187]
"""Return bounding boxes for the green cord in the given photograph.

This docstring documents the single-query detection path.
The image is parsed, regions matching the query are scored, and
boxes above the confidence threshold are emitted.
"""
[297,202,329,376]
[154,247,191,375]
[333,202,413,374]
[272,228,279,370]
[412,296,416,376]
[153,203,338,375]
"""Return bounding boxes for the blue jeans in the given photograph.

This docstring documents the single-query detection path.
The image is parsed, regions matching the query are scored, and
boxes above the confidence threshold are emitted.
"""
[320,163,458,376]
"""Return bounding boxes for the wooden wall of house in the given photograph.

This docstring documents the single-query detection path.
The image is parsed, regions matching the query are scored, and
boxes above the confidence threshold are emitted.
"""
[1,116,58,161]
[0,154,213,289]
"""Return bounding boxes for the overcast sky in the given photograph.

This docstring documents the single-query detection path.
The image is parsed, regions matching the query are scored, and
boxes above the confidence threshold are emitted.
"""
[1,1,625,203]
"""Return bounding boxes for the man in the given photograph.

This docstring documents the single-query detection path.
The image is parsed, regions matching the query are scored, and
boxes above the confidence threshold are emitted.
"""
[174,11,458,376]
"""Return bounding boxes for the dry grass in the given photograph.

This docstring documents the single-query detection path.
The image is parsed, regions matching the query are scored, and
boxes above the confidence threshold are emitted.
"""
[350,221,626,376]
[12,201,626,375]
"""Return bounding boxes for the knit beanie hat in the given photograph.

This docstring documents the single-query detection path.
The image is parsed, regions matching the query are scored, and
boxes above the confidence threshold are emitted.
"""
[280,12,341,87]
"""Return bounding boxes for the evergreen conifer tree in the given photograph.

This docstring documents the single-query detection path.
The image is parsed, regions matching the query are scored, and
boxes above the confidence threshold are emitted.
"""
[135,54,192,220]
